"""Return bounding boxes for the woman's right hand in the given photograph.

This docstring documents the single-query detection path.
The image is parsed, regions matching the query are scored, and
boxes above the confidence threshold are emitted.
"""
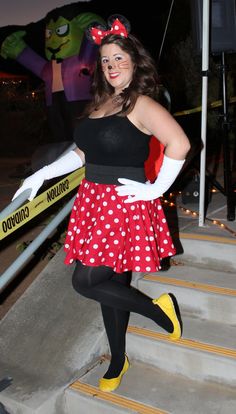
[12,149,84,202]
[12,167,47,201]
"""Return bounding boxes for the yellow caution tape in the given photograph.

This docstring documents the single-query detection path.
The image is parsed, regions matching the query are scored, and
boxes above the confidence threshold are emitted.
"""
[0,167,85,240]
[1,92,236,239]
[174,96,236,116]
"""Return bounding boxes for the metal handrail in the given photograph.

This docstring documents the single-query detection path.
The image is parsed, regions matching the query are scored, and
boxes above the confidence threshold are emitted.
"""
[0,195,76,293]
[0,189,31,221]
[0,143,77,293]
[0,143,76,220]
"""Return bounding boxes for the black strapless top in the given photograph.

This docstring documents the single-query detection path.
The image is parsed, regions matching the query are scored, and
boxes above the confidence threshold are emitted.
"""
[73,114,151,167]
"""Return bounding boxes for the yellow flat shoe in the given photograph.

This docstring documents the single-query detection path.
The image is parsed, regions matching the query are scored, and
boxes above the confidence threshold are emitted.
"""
[153,293,182,341]
[99,355,130,392]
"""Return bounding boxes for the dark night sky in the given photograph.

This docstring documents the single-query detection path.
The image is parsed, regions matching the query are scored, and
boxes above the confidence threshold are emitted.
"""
[0,0,80,27]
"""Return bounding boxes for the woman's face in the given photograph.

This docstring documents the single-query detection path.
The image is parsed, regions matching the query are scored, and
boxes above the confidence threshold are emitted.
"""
[100,43,134,94]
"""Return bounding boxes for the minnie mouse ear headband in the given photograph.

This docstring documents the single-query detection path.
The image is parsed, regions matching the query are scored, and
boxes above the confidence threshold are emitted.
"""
[86,14,131,45]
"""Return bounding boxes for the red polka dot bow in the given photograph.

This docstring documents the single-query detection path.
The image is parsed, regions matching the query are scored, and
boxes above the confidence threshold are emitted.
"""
[90,18,128,45]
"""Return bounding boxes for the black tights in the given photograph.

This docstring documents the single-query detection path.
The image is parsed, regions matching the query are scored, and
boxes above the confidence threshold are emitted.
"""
[72,262,173,378]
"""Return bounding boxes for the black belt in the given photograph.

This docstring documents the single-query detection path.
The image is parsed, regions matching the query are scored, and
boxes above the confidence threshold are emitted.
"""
[85,163,146,184]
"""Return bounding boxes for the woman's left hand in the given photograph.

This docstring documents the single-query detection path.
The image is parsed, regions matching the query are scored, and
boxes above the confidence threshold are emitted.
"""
[115,156,186,203]
[115,178,159,203]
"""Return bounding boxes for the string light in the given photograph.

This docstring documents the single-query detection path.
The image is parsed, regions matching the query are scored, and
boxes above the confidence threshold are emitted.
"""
[162,193,236,237]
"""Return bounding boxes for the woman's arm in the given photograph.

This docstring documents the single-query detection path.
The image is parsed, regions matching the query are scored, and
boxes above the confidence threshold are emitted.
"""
[12,147,84,201]
[116,97,191,203]
[131,95,191,159]
[74,147,85,165]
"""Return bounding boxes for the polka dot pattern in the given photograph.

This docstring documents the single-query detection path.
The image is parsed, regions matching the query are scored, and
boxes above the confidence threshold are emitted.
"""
[64,179,176,273]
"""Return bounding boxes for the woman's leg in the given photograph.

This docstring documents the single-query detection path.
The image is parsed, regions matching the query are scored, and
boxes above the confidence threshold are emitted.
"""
[100,271,132,379]
[72,262,173,333]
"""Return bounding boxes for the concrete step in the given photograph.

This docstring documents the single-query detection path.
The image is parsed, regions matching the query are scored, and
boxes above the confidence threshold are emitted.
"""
[136,264,236,324]
[65,357,236,414]
[0,250,108,414]
[177,232,236,272]
[126,313,236,386]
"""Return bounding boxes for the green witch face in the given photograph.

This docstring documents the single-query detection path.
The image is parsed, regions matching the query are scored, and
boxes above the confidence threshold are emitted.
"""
[45,16,84,60]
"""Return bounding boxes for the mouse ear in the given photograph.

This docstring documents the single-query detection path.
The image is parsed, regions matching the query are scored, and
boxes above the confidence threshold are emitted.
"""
[107,14,131,34]
[85,22,107,44]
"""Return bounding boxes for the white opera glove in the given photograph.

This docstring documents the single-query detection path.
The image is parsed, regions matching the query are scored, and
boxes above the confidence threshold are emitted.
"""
[115,155,185,203]
[12,150,83,201]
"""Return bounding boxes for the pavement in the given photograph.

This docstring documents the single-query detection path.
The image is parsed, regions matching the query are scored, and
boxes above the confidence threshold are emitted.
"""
[173,188,236,239]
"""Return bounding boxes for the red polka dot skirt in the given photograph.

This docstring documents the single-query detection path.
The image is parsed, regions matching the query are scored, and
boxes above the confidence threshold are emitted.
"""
[64,179,176,273]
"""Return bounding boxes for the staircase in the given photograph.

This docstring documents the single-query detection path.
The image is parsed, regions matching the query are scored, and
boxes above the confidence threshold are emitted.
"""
[64,233,236,414]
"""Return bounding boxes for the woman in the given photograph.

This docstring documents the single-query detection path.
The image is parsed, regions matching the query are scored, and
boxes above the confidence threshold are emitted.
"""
[13,15,190,392]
